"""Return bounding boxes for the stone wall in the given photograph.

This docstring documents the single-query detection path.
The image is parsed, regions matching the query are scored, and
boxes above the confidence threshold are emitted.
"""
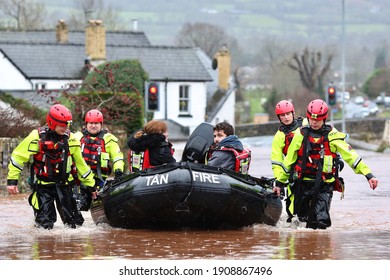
[236,118,388,141]
[0,138,30,194]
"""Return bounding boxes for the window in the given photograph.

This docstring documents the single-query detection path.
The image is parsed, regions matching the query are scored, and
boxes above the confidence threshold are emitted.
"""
[179,85,190,113]
[35,82,47,90]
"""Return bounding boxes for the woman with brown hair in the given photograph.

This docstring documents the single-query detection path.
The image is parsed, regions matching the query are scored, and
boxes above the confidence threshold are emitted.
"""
[127,120,176,172]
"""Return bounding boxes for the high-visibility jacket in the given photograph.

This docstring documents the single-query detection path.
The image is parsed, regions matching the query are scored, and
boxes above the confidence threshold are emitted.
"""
[7,127,95,188]
[277,125,374,184]
[74,129,124,180]
[271,118,303,179]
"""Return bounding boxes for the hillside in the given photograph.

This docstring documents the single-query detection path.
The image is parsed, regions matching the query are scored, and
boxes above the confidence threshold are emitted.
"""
[35,0,390,50]
[2,0,389,92]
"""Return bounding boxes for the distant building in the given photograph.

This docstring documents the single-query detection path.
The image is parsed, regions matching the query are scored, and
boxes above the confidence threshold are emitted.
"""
[0,20,236,136]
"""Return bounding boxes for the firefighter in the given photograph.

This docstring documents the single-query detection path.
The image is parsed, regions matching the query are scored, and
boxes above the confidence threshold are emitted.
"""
[271,100,304,222]
[74,109,124,210]
[7,104,96,229]
[273,99,378,229]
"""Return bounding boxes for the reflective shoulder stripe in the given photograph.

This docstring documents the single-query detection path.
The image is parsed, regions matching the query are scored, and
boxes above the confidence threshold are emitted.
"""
[10,157,24,171]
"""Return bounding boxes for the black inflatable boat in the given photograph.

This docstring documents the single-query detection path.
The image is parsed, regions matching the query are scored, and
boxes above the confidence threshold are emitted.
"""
[90,162,282,229]
[90,122,282,229]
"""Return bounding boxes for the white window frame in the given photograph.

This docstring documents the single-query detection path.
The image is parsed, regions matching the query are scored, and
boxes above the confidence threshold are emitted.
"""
[179,85,190,114]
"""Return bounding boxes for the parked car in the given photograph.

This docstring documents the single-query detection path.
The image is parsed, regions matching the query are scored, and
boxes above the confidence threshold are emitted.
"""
[352,108,370,119]
[354,96,365,105]
[375,95,390,107]
[337,91,350,103]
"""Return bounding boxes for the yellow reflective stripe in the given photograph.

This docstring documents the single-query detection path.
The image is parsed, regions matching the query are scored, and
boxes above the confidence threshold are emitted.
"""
[287,185,295,215]
[323,155,333,173]
[100,152,110,168]
[132,154,142,169]
[31,192,39,210]
[240,161,249,174]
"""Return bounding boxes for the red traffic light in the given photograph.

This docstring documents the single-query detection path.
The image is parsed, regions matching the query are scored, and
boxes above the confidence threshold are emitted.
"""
[149,85,158,95]
[328,86,336,106]
[147,83,159,111]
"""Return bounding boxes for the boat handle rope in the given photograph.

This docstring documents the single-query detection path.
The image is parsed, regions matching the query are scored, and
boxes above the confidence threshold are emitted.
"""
[175,162,194,212]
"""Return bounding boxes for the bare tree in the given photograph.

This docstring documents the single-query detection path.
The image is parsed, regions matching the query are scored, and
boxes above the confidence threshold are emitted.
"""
[0,0,47,30]
[175,22,239,59]
[286,47,333,93]
[67,0,123,30]
[0,102,43,138]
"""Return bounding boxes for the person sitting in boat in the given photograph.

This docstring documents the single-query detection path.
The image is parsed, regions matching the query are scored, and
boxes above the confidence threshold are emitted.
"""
[206,121,251,174]
[127,119,176,172]
[73,109,125,210]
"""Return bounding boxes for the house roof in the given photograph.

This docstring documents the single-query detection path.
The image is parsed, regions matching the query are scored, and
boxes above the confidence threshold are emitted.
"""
[0,42,213,81]
[108,45,213,82]
[0,30,151,46]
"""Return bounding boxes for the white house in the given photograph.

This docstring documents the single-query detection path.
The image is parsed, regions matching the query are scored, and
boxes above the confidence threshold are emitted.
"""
[0,20,236,137]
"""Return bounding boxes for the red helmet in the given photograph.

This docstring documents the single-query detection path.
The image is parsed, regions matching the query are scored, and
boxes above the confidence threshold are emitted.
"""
[85,109,103,123]
[46,104,72,130]
[275,100,295,115]
[306,99,328,120]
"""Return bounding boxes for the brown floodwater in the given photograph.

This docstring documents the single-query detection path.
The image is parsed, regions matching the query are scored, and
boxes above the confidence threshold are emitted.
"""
[1,142,389,261]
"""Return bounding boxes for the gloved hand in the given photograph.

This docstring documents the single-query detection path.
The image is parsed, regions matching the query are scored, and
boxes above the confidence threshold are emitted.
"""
[272,180,286,197]
[336,155,344,171]
[88,186,98,200]
[114,169,124,179]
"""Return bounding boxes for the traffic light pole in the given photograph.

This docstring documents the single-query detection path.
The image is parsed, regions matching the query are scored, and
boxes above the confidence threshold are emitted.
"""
[330,106,334,124]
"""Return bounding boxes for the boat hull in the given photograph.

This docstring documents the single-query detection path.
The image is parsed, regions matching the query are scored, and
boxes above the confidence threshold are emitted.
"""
[91,162,282,229]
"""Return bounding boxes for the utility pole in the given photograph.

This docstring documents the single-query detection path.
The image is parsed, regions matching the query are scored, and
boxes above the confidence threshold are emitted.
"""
[341,0,346,133]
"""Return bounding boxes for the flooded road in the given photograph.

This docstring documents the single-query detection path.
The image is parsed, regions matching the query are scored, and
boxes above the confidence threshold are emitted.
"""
[0,137,389,279]
[1,138,389,260]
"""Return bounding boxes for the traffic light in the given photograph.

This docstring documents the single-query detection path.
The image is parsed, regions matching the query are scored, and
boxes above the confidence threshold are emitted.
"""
[328,85,337,106]
[147,82,159,111]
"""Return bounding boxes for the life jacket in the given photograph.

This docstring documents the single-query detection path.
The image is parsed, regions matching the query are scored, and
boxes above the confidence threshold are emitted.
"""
[207,146,252,174]
[32,127,70,183]
[279,117,303,155]
[128,149,152,173]
[293,126,337,181]
[79,129,111,178]
[128,142,174,173]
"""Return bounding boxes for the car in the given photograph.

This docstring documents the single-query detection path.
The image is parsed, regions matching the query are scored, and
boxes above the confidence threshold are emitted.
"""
[354,96,365,105]
[337,91,350,103]
[375,95,390,107]
[352,108,370,119]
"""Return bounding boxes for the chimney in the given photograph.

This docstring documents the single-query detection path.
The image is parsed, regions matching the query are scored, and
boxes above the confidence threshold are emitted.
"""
[85,19,106,62]
[214,45,231,91]
[56,19,68,43]
[132,19,138,31]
